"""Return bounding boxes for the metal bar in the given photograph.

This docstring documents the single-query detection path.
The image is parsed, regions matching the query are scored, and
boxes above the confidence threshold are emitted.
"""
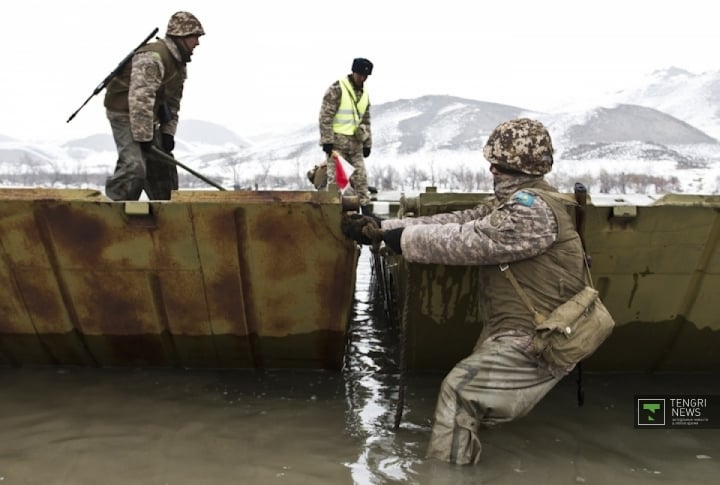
[150,147,227,191]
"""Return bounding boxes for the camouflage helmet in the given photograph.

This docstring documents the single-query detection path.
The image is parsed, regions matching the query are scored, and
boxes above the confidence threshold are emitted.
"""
[483,118,554,175]
[166,11,205,37]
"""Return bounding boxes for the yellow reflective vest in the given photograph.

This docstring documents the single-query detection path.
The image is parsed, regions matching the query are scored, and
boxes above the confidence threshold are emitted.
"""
[332,77,369,135]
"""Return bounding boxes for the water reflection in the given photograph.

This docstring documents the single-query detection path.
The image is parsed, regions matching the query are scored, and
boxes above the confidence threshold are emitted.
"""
[337,248,720,485]
[343,247,426,483]
[3,248,718,484]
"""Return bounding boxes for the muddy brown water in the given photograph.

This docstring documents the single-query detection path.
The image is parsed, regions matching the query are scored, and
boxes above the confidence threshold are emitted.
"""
[1,248,718,484]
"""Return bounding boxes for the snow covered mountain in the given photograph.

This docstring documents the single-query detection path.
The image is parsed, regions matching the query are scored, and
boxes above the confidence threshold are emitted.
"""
[2,67,720,194]
[589,67,720,140]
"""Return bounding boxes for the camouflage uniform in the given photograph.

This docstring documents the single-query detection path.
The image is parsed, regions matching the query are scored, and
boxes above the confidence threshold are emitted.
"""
[383,119,586,465]
[104,11,203,201]
[319,76,372,206]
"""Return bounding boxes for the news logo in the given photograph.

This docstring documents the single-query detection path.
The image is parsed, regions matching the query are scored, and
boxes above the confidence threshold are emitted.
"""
[635,395,719,429]
[637,398,665,426]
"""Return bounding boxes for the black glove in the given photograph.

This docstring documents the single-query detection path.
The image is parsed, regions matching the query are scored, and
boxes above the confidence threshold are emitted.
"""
[363,146,371,158]
[341,213,379,245]
[322,143,334,155]
[367,213,383,227]
[162,133,175,153]
[139,141,153,153]
[382,228,404,254]
[360,206,383,227]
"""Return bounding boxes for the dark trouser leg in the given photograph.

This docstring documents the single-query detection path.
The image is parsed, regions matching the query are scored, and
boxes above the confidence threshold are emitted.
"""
[426,331,562,465]
[327,135,371,206]
[347,152,370,207]
[105,116,146,201]
[144,152,178,200]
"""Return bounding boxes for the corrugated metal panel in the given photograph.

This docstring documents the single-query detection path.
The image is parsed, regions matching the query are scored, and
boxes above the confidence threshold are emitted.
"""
[0,189,358,369]
[378,191,720,372]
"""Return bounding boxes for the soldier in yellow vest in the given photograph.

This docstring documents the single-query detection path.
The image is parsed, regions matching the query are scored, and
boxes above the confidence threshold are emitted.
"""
[104,11,205,201]
[318,58,374,214]
[343,119,587,465]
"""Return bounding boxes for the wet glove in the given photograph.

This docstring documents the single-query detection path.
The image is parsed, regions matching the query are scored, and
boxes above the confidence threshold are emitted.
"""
[162,133,175,153]
[366,213,383,227]
[322,143,334,155]
[341,213,379,245]
[360,205,383,227]
[363,146,371,158]
[382,228,404,254]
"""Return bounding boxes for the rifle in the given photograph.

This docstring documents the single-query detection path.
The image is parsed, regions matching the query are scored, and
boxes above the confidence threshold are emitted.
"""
[66,27,159,123]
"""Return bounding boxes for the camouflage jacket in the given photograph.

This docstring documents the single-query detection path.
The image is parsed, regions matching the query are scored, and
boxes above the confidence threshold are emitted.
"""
[318,75,372,148]
[104,37,186,142]
[381,176,560,266]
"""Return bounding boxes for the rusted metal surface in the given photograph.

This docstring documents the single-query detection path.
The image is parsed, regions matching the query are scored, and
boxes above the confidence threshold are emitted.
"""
[0,189,358,369]
[377,191,720,372]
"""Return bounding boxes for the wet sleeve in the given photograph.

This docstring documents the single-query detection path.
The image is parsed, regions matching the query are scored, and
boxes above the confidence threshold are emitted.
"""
[128,51,164,142]
[399,196,558,266]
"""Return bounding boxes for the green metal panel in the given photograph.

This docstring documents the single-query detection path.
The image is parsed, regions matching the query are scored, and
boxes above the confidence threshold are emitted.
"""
[0,189,358,369]
[379,191,720,372]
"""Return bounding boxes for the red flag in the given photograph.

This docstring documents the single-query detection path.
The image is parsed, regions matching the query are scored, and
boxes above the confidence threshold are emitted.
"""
[332,151,355,192]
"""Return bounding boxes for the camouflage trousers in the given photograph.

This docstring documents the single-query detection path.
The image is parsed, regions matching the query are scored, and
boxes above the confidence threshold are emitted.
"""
[324,134,370,206]
[105,111,178,201]
[426,330,563,465]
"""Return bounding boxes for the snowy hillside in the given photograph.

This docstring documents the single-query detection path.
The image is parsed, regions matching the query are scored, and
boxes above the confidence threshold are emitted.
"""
[560,67,720,140]
[2,67,720,195]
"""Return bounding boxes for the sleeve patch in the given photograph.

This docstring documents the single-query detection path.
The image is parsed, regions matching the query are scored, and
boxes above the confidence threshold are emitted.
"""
[489,210,509,227]
[512,191,536,207]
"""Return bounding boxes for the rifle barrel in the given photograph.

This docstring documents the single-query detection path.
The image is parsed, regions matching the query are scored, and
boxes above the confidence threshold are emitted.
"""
[66,27,159,123]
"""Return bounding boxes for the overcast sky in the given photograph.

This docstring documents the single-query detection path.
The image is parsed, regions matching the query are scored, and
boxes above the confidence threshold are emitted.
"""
[3,0,719,143]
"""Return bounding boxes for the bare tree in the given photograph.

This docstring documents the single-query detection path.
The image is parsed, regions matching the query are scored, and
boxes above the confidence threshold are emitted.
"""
[403,165,428,190]
[428,158,437,187]
[473,170,493,191]
[369,164,401,191]
[255,157,274,189]
[447,165,476,192]
[598,170,613,194]
[44,159,65,187]
[220,151,247,190]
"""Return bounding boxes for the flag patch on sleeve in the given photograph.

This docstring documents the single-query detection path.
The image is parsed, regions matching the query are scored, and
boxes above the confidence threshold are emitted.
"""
[512,191,536,207]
